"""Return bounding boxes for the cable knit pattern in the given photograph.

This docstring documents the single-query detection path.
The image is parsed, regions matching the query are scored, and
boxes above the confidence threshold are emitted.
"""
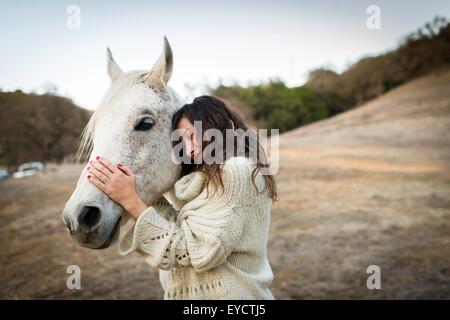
[118,156,275,300]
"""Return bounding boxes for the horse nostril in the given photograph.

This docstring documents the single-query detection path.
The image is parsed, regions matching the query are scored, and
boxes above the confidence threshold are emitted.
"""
[78,206,101,234]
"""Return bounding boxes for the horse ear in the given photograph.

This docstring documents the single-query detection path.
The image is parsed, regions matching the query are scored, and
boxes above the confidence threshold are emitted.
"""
[106,47,124,81]
[145,36,173,88]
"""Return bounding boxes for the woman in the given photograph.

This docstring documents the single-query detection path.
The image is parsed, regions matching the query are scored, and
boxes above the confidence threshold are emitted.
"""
[87,95,277,299]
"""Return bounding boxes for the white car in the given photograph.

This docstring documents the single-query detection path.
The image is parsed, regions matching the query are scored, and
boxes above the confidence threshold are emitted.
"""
[0,169,9,180]
[13,161,45,178]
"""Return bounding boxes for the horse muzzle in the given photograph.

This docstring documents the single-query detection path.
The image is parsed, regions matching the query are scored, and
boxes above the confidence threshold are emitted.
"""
[62,203,122,249]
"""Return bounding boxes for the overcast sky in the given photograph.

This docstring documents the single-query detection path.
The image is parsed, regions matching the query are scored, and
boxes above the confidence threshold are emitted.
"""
[1,0,449,110]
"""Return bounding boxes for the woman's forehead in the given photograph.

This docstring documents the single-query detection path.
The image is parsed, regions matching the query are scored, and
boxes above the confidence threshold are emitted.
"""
[178,117,194,128]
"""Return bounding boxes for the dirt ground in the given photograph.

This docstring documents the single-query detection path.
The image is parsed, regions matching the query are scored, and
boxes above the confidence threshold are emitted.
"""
[1,70,450,299]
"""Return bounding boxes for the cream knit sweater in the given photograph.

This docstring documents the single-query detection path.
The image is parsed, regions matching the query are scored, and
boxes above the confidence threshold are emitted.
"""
[118,156,275,300]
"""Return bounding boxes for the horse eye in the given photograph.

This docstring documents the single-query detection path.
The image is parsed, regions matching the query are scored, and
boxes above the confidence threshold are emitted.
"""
[135,117,154,131]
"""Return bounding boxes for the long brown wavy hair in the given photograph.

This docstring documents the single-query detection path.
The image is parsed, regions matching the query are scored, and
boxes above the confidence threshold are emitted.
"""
[172,95,277,201]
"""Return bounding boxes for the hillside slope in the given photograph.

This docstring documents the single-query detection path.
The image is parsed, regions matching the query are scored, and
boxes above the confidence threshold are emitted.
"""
[269,69,450,298]
[283,68,450,151]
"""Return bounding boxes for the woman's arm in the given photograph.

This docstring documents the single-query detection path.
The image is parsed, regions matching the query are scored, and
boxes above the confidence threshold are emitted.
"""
[88,156,252,272]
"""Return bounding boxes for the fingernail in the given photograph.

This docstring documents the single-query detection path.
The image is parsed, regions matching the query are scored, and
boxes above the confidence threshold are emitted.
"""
[87,175,91,179]
[96,156,100,160]
[118,163,123,167]
[89,161,93,165]
[87,167,91,171]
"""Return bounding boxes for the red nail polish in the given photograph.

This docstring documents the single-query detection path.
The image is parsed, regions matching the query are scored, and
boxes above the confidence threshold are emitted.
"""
[87,175,91,179]
[118,163,123,167]
[96,156,100,160]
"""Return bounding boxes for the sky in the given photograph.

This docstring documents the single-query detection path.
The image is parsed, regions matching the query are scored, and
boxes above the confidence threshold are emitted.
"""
[1,0,449,110]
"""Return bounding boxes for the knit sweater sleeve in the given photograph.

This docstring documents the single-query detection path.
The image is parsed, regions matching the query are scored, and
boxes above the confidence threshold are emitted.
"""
[118,157,254,272]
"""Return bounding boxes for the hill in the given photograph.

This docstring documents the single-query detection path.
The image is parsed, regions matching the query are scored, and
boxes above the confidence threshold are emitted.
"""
[212,17,450,133]
[270,69,450,298]
[0,91,91,168]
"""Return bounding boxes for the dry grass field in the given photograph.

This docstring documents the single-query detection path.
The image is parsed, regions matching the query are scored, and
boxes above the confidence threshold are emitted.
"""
[1,70,449,299]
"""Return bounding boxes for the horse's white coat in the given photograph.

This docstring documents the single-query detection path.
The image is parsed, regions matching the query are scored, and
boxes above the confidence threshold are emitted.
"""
[62,38,184,249]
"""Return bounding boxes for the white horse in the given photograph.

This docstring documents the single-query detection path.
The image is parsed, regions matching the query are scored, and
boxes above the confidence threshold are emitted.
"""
[62,37,183,249]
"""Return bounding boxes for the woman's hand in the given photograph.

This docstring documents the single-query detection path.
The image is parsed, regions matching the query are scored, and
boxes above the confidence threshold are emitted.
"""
[87,156,148,220]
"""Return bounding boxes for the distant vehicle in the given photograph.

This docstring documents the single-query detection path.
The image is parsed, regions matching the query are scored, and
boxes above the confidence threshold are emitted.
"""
[13,161,45,179]
[0,169,9,180]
